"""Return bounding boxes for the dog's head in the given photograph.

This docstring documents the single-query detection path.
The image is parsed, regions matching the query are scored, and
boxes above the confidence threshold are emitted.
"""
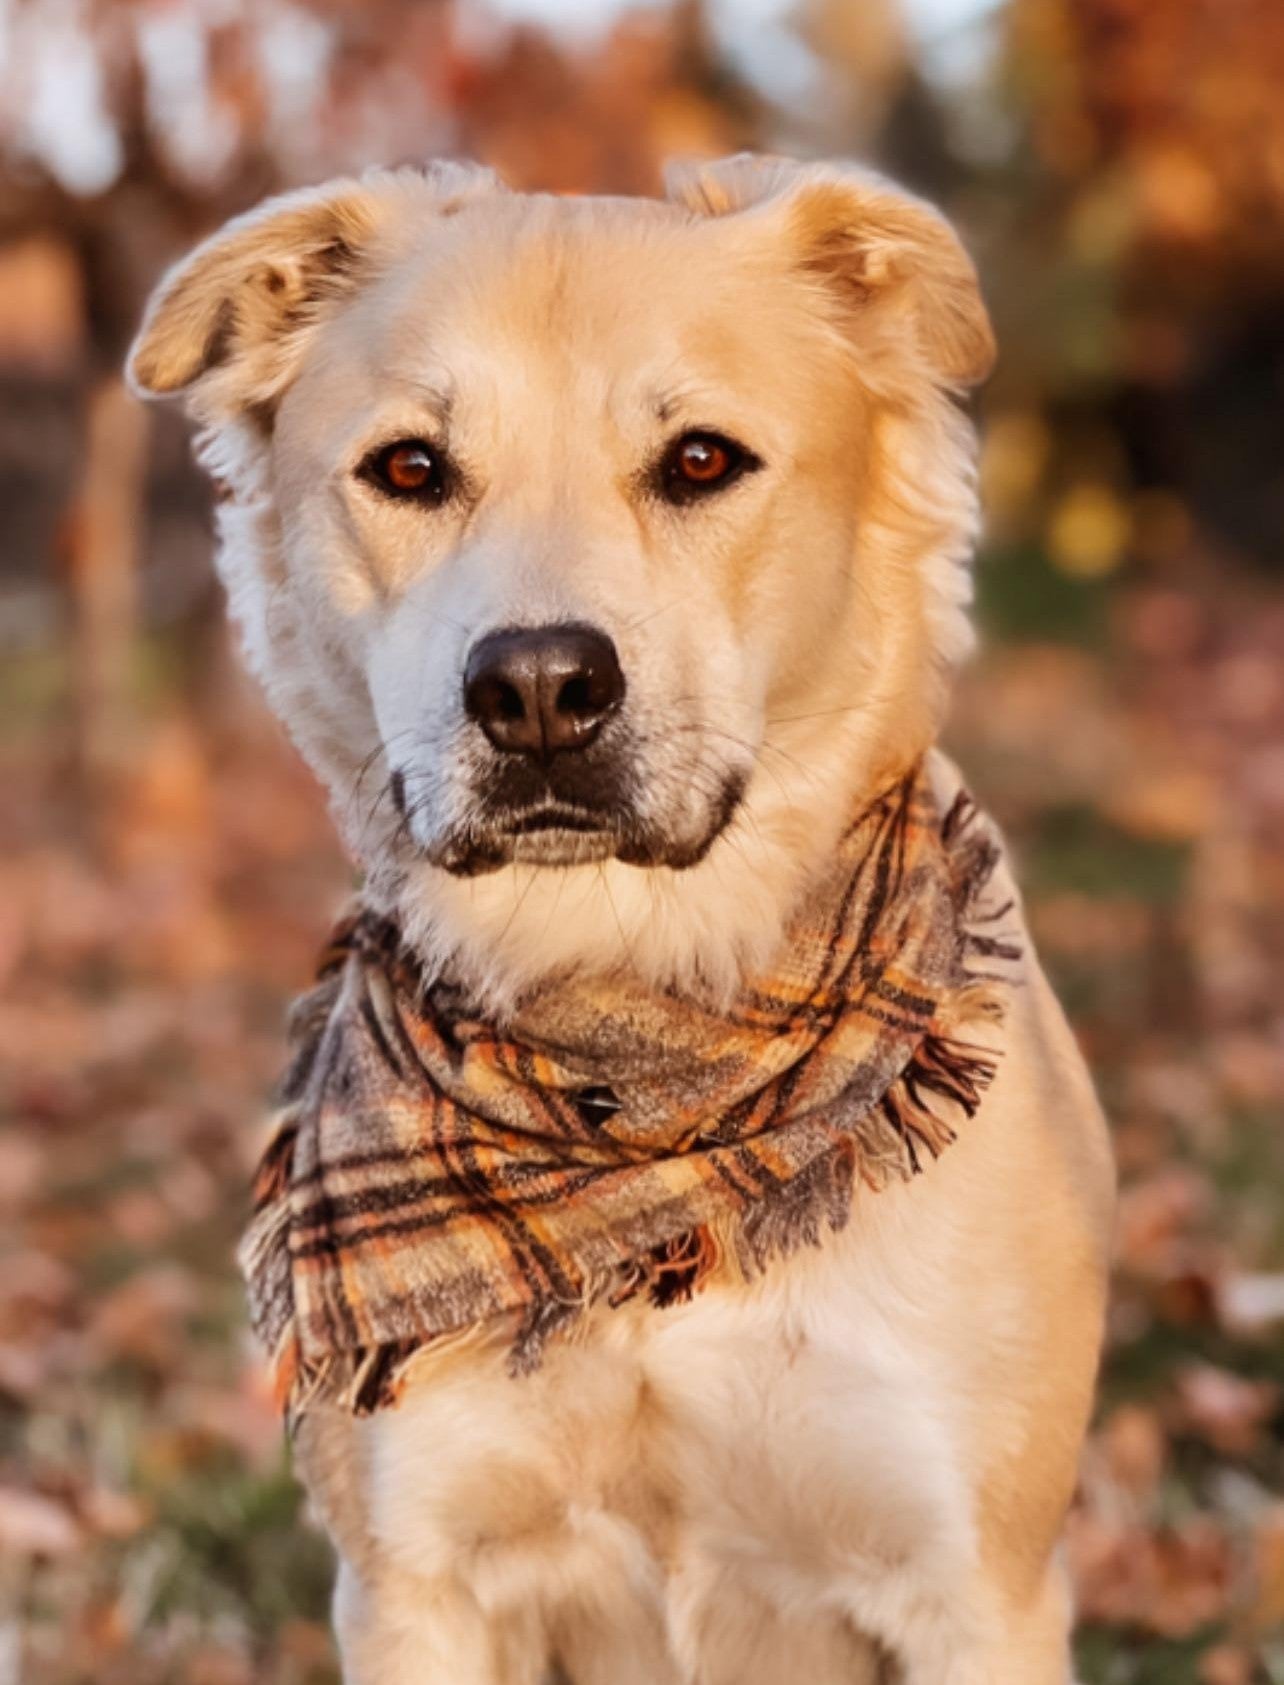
[129,155,992,1000]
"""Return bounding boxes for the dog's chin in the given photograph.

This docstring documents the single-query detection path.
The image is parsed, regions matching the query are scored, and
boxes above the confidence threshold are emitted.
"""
[424,777,746,879]
[509,826,621,869]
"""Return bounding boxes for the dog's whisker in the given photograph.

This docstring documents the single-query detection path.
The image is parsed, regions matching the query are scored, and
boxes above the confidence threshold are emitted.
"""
[536,866,571,948]
[596,861,636,970]
[668,722,804,808]
[493,865,541,949]
[621,597,689,635]
[346,744,388,814]
[766,705,870,727]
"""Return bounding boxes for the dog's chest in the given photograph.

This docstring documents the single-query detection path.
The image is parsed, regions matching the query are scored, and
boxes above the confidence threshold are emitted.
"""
[357,1219,973,1619]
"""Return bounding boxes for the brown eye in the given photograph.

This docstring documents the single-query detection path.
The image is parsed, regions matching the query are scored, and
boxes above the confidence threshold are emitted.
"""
[361,438,452,503]
[658,430,760,505]
[678,437,730,483]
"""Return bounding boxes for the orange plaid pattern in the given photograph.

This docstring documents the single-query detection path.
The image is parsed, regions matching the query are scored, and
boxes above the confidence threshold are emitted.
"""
[240,757,1018,1423]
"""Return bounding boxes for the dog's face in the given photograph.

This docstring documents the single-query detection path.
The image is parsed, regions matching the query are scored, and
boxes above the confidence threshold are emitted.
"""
[269,190,875,880]
[130,157,992,996]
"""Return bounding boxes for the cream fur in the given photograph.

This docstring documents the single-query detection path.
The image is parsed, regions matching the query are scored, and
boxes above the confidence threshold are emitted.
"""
[130,154,1114,1684]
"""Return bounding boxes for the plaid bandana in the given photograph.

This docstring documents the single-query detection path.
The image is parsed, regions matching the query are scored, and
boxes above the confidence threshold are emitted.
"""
[240,756,1018,1424]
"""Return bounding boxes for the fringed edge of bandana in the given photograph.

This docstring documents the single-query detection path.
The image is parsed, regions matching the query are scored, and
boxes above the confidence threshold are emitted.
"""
[246,772,1022,1425]
[258,1009,1008,1424]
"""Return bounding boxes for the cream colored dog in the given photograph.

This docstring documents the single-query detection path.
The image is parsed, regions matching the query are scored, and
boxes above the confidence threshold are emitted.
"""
[129,155,1114,1685]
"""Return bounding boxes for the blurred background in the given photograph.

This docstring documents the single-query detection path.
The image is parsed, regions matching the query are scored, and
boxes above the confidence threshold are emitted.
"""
[1,0,1282,1680]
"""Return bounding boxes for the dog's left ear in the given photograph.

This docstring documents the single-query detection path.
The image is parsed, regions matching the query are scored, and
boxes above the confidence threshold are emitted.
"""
[127,161,504,416]
[666,154,995,390]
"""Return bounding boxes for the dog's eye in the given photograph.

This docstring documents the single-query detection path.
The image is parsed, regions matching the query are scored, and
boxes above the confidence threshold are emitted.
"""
[361,439,451,503]
[658,431,760,505]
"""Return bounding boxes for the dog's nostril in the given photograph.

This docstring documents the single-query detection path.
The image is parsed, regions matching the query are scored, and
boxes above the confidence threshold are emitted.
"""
[389,769,407,817]
[496,681,527,722]
[557,674,593,717]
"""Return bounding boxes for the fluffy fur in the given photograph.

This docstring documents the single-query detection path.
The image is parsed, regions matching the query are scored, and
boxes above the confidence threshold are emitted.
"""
[129,153,1114,1684]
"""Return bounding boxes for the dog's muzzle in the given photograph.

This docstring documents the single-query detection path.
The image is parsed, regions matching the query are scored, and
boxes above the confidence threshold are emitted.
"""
[395,619,744,875]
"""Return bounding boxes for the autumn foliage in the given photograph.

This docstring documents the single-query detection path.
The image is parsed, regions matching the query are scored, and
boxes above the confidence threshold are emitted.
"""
[0,2,1281,1682]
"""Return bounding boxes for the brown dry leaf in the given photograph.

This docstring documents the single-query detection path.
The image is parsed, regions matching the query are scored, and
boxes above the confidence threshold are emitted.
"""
[184,1645,253,1685]
[106,1186,175,1249]
[1099,1402,1167,1501]
[1149,1520,1235,1637]
[111,717,215,869]
[0,1486,82,1558]
[168,1381,282,1467]
[88,1264,198,1366]
[1032,893,1149,962]
[0,1249,75,1321]
[1119,587,1207,660]
[1252,1506,1284,1633]
[77,1597,131,1659]
[1199,1643,1255,1685]
[1153,1269,1223,1328]
[1115,1166,1212,1279]
[1104,765,1215,842]
[0,1341,47,1398]
[1069,1512,1235,1636]
[278,1619,337,1667]
[1174,1364,1280,1456]
[79,1486,149,1540]
[0,1129,46,1212]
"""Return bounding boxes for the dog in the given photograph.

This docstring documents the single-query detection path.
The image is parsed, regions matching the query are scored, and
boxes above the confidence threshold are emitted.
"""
[128,154,1115,1685]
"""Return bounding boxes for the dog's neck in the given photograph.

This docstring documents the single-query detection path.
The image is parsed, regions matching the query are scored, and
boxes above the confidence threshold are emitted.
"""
[380,711,936,1019]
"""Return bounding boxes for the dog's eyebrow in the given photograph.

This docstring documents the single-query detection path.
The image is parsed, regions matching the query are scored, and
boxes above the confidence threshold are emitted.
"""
[651,385,710,425]
[388,377,455,429]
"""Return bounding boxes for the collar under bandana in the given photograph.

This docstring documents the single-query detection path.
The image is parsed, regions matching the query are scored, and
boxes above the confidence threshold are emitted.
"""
[240,755,1019,1423]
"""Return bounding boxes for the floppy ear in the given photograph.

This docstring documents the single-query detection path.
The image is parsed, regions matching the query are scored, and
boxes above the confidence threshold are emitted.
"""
[666,154,994,390]
[127,161,503,412]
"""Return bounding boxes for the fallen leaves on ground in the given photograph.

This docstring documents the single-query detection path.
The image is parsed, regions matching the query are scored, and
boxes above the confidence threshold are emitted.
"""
[1,557,1281,1683]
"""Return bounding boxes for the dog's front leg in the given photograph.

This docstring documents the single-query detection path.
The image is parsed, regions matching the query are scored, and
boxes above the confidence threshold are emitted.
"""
[668,1554,887,1685]
[890,1561,1076,1685]
[333,1557,549,1685]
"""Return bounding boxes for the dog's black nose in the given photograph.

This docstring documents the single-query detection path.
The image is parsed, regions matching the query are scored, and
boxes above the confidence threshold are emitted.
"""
[463,624,625,759]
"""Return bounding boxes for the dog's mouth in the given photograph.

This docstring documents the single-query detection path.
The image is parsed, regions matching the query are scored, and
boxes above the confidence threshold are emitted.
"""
[507,805,609,837]
[423,776,746,878]
[391,724,749,878]
[501,804,623,868]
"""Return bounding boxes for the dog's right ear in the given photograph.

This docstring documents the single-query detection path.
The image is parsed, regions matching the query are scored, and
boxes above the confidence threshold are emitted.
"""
[667,153,994,391]
[127,162,502,415]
